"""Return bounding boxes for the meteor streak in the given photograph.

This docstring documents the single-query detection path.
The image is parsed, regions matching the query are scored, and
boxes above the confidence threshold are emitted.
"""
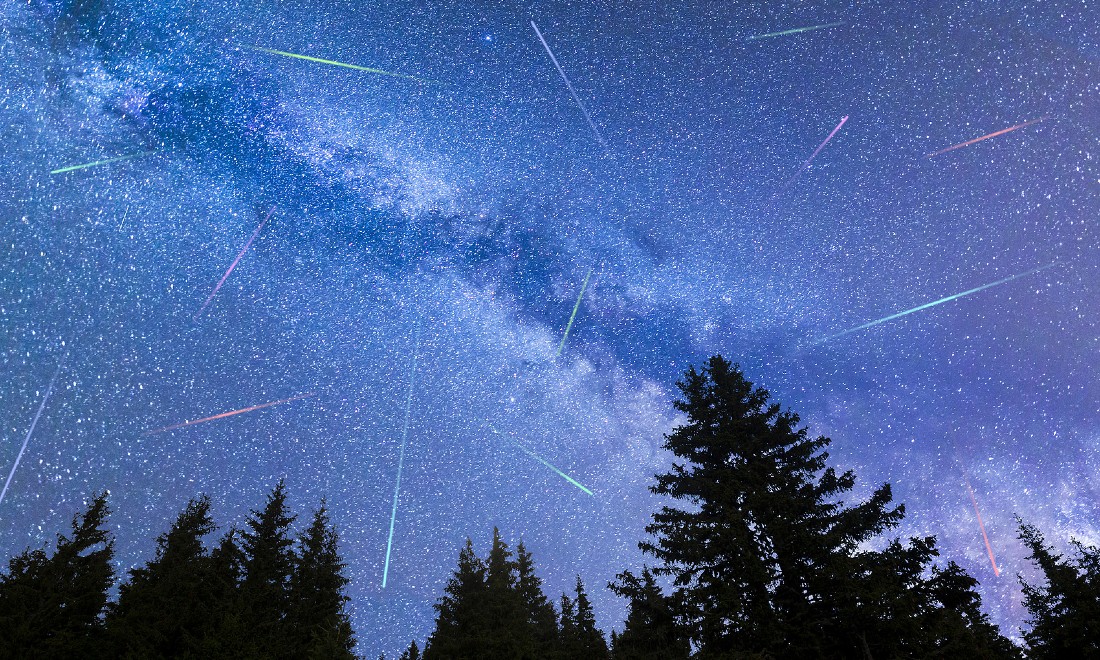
[746,21,844,41]
[382,322,423,589]
[771,116,848,202]
[194,206,275,321]
[556,268,593,356]
[51,151,153,175]
[145,392,314,434]
[512,441,594,496]
[0,364,62,507]
[965,477,1001,576]
[250,47,427,83]
[531,21,607,147]
[926,116,1048,158]
[816,261,1060,343]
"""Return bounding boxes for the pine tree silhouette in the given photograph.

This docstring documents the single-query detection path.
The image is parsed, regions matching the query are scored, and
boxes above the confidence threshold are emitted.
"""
[609,567,689,660]
[1018,517,1100,658]
[425,538,489,659]
[516,541,559,658]
[286,501,357,658]
[0,492,114,657]
[238,480,297,658]
[559,576,608,659]
[640,356,1017,658]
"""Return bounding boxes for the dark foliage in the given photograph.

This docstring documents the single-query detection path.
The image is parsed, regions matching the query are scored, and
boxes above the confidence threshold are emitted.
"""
[1018,517,1100,658]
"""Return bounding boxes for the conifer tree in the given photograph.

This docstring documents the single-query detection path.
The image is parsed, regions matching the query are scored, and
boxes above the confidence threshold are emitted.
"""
[559,576,608,659]
[425,538,489,659]
[609,567,689,660]
[198,526,248,657]
[286,502,356,659]
[482,528,533,658]
[640,356,1015,657]
[107,495,220,657]
[238,480,297,658]
[1018,518,1100,658]
[399,639,421,660]
[0,492,114,657]
[516,541,559,657]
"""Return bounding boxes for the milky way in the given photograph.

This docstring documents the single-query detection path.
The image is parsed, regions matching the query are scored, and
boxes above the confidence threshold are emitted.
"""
[3,1,1099,656]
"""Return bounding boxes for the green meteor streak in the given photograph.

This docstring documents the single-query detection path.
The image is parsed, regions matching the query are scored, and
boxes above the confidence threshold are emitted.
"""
[746,21,844,41]
[50,151,153,175]
[512,442,594,496]
[382,322,422,589]
[817,262,1061,343]
[556,268,593,356]
[251,47,427,83]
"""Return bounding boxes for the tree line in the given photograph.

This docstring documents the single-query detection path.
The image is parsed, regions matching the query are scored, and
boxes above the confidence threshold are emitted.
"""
[1,356,1097,658]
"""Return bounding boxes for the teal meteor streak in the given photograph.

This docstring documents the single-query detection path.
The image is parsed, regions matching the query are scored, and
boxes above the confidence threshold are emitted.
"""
[817,262,1061,343]
[382,322,423,589]
[512,442,594,496]
[556,268,593,356]
[51,151,153,175]
[251,47,427,83]
[746,21,844,41]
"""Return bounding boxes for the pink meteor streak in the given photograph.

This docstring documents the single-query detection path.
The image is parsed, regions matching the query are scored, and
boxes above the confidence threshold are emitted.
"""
[965,477,1001,577]
[145,392,315,435]
[926,116,1048,158]
[774,115,849,199]
[194,206,275,321]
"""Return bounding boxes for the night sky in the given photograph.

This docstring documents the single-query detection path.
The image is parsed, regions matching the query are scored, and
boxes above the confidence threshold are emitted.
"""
[3,0,1099,655]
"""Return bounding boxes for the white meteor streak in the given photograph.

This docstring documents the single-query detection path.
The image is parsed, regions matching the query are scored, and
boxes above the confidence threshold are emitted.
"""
[382,322,423,588]
[1,364,63,507]
[531,20,607,147]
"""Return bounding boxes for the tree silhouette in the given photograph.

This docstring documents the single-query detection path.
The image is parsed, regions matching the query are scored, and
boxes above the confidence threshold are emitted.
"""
[609,567,689,660]
[0,492,114,657]
[1018,517,1100,658]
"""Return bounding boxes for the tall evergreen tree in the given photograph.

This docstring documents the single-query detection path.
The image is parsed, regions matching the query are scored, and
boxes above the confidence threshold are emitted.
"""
[640,356,1015,658]
[286,502,356,659]
[107,495,220,658]
[559,576,608,659]
[0,492,114,658]
[482,528,534,658]
[1017,518,1100,658]
[197,526,248,657]
[399,639,421,660]
[425,538,489,660]
[238,480,297,658]
[609,567,689,660]
[515,541,559,658]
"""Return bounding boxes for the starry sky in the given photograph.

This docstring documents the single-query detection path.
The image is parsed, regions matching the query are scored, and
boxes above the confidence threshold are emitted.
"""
[3,0,1099,655]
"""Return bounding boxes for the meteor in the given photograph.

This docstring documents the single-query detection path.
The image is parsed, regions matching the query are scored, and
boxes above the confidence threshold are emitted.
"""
[250,47,427,83]
[50,151,153,175]
[194,206,275,321]
[746,21,844,41]
[144,392,314,434]
[926,116,1048,158]
[556,267,593,356]
[382,322,423,589]
[0,364,62,507]
[816,261,1060,343]
[965,477,1001,576]
[530,21,607,147]
[512,441,594,496]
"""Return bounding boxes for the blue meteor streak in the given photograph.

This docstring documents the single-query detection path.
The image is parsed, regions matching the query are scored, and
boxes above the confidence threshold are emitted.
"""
[512,441,594,496]
[382,322,422,588]
[1,363,62,508]
[816,262,1060,343]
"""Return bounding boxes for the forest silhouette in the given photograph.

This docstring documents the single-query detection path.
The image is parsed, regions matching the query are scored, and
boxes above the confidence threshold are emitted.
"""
[2,357,1097,658]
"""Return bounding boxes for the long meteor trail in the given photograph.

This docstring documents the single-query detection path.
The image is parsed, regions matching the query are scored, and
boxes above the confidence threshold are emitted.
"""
[512,441,594,496]
[145,392,314,435]
[250,47,427,82]
[1,364,63,507]
[382,322,423,589]
[531,21,607,147]
[557,267,593,356]
[194,206,275,321]
[926,116,1048,158]
[747,21,844,41]
[816,261,1060,343]
[51,151,153,175]
[772,116,848,201]
[965,477,1001,577]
